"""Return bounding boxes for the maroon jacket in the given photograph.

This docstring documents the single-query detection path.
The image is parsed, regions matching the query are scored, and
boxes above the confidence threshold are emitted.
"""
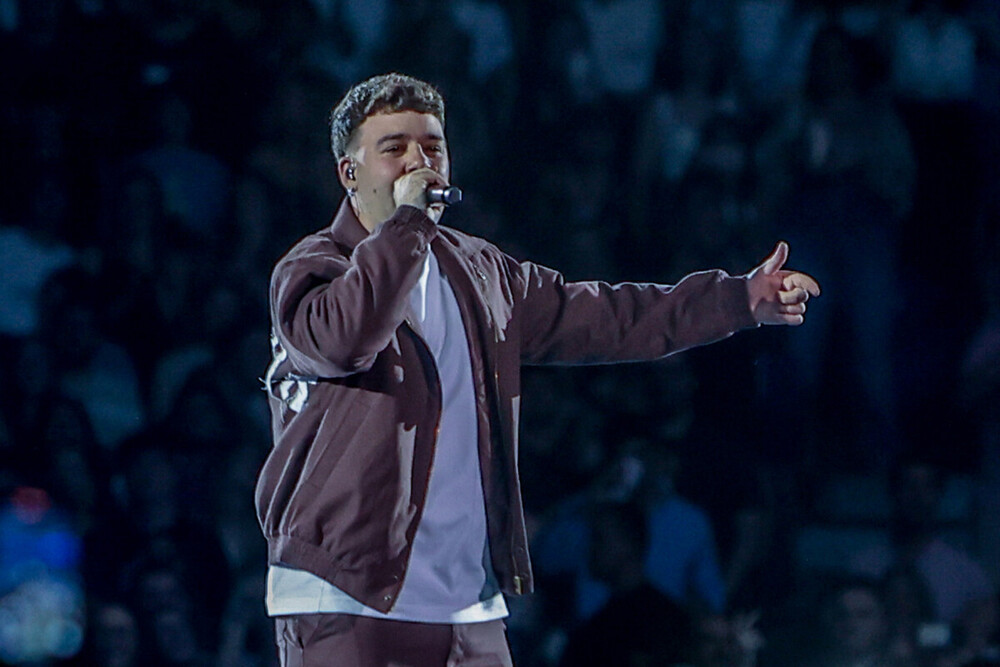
[256,200,757,613]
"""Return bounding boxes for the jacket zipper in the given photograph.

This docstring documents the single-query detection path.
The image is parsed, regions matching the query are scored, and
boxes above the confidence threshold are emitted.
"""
[473,263,523,588]
[436,247,527,593]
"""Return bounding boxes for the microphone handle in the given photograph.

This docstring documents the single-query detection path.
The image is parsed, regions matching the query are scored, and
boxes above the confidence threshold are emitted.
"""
[427,186,463,206]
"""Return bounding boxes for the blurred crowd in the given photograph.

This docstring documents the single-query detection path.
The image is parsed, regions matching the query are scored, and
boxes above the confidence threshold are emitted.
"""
[1,0,999,665]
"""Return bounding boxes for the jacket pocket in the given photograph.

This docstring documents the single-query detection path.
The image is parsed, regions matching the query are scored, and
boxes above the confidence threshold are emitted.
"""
[297,387,377,489]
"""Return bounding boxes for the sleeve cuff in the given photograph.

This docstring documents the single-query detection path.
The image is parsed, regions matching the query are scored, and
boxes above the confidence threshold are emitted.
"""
[378,205,439,252]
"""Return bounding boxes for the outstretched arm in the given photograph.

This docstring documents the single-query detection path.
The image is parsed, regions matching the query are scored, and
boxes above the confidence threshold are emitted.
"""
[746,241,821,326]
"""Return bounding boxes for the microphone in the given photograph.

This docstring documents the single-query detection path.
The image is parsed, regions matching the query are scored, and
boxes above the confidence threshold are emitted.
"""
[427,186,463,206]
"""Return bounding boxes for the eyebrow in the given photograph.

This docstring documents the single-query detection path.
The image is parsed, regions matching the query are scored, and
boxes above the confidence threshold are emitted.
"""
[376,132,445,146]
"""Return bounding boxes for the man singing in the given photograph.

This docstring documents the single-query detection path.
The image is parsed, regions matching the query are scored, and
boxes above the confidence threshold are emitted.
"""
[256,73,820,666]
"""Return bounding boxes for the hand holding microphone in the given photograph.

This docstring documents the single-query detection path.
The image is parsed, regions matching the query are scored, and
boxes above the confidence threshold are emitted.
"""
[394,169,462,221]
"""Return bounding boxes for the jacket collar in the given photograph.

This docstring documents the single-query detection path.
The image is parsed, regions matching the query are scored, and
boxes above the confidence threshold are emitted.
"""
[329,198,370,252]
[327,196,484,262]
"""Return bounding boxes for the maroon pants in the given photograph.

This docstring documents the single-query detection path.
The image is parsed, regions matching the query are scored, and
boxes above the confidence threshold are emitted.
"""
[274,614,514,667]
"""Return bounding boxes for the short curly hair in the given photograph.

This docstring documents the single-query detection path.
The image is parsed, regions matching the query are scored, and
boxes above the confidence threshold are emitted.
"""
[328,73,446,160]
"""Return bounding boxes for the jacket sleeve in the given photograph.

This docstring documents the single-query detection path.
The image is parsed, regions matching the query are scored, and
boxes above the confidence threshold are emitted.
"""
[516,261,758,365]
[270,206,437,378]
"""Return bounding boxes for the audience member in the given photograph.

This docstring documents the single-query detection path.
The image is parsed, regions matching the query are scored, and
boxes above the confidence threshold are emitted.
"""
[0,173,78,338]
[30,395,109,534]
[84,433,231,620]
[1,336,60,452]
[75,600,143,667]
[689,611,763,667]
[534,440,727,623]
[131,89,233,239]
[94,168,173,390]
[558,500,695,667]
[850,456,997,634]
[882,564,938,665]
[892,0,977,102]
[732,0,825,103]
[768,22,915,465]
[575,0,664,99]
[246,69,340,235]
[450,0,516,87]
[36,268,147,451]
[125,561,218,667]
[938,593,1000,667]
[634,18,746,187]
[800,577,900,667]
[299,0,392,90]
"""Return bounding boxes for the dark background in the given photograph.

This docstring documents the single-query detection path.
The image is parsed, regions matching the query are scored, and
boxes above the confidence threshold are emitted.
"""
[0,0,998,665]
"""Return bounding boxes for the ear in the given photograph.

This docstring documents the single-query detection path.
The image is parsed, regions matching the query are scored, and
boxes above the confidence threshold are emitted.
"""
[337,156,356,191]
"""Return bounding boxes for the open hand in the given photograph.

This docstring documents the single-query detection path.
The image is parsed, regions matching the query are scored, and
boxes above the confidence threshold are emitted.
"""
[746,241,821,326]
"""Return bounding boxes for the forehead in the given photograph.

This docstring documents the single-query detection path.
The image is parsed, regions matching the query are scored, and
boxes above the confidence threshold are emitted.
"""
[355,110,445,144]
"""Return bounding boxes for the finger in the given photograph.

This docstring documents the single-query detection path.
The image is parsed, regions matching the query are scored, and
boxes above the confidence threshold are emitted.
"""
[402,168,446,188]
[761,241,789,276]
[415,167,448,185]
[778,302,807,315]
[782,272,821,296]
[778,287,809,305]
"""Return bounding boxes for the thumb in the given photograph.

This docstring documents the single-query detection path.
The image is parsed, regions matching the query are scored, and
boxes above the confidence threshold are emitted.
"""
[761,241,788,276]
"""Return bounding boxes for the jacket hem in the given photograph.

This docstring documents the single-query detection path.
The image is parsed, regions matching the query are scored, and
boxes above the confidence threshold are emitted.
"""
[267,534,403,614]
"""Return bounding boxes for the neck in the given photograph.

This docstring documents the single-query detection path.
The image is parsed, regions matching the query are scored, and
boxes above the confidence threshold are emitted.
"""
[349,195,376,233]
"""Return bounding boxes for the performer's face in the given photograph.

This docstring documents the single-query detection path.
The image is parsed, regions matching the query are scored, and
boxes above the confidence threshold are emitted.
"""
[339,110,450,230]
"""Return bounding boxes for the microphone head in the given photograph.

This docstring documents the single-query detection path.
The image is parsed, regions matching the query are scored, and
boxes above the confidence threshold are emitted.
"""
[427,186,463,206]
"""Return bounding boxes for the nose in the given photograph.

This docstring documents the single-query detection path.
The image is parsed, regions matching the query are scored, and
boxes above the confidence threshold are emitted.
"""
[404,144,433,172]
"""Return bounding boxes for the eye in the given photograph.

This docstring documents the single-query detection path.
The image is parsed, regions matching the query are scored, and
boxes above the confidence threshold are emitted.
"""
[426,144,444,154]
[382,145,402,154]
